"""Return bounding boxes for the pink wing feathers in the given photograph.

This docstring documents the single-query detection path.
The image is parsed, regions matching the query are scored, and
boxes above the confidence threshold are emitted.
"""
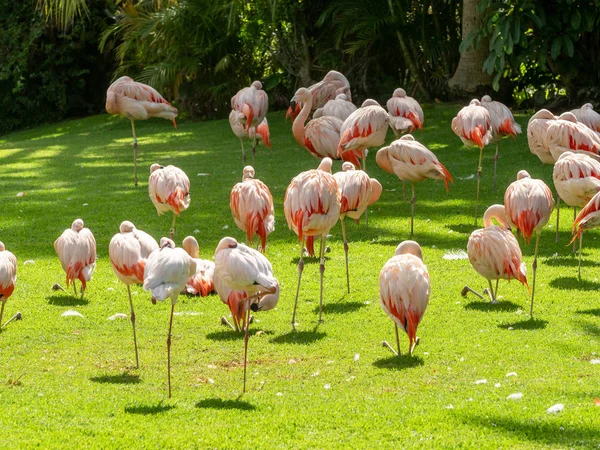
[546,112,600,160]
[302,116,343,159]
[480,95,521,139]
[148,164,191,216]
[527,109,557,164]
[570,103,600,133]
[109,222,159,285]
[451,99,493,148]
[386,88,424,133]
[0,244,17,301]
[54,220,96,291]
[553,151,600,208]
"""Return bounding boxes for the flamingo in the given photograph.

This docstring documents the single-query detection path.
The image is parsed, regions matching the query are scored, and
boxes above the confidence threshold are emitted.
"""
[229,111,271,165]
[379,240,429,356]
[108,221,159,368]
[570,103,600,132]
[527,109,558,165]
[213,275,248,332]
[291,87,343,160]
[148,163,190,240]
[376,135,453,235]
[313,93,357,121]
[572,190,600,278]
[0,242,17,331]
[54,219,96,299]
[230,166,275,252]
[284,157,341,326]
[504,171,554,315]
[386,88,424,137]
[286,70,352,120]
[546,112,600,161]
[451,99,493,223]
[333,162,382,293]
[462,204,528,303]
[231,81,269,163]
[181,236,215,297]
[106,76,178,187]
[214,236,279,392]
[143,238,196,397]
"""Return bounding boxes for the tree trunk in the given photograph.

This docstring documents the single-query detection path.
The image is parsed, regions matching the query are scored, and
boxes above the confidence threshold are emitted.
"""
[448,0,492,93]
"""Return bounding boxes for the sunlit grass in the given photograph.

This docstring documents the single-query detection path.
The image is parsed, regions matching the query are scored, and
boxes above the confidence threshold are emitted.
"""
[1,104,599,448]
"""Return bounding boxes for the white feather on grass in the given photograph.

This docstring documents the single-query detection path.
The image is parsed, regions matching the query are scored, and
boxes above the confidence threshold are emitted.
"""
[443,249,468,260]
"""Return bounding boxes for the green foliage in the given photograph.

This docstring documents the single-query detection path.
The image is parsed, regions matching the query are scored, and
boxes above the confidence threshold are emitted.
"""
[37,0,89,32]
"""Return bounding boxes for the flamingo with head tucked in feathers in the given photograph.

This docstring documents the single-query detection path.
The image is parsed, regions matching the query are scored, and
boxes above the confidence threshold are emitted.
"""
[504,171,554,316]
[106,76,178,187]
[0,242,17,331]
[231,81,269,164]
[181,236,215,297]
[313,93,357,122]
[546,112,600,161]
[229,111,271,165]
[284,158,341,327]
[148,164,190,240]
[286,70,351,121]
[230,166,275,253]
[379,240,429,356]
[54,219,96,299]
[386,88,424,137]
[572,190,600,278]
[528,109,558,165]
[333,162,382,293]
[451,99,493,223]
[214,236,279,393]
[109,221,159,368]
[570,103,600,132]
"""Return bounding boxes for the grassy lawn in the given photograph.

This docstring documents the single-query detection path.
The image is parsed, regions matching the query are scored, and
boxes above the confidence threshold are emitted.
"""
[1,104,599,449]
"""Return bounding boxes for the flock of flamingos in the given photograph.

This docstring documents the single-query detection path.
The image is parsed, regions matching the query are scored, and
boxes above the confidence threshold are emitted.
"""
[3,70,600,398]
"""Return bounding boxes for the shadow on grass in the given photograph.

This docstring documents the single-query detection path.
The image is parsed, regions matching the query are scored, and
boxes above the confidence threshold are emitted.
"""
[205,328,271,342]
[196,398,256,411]
[498,318,548,330]
[271,328,326,345]
[373,354,424,370]
[290,256,330,265]
[124,403,175,415]
[445,223,478,235]
[576,308,600,316]
[544,256,600,268]
[90,373,141,384]
[47,294,89,306]
[314,301,366,315]
[550,276,600,291]
[463,300,520,312]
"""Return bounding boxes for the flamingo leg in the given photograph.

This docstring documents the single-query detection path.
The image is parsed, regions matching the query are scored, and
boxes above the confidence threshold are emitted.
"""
[461,285,486,300]
[291,241,305,328]
[487,279,498,304]
[241,139,246,165]
[243,296,251,393]
[363,153,369,226]
[318,235,326,323]
[494,279,499,299]
[572,207,577,253]
[475,145,484,225]
[578,233,583,281]
[530,232,541,316]
[170,214,177,241]
[340,217,350,294]
[220,316,236,331]
[73,280,77,298]
[410,182,416,236]
[167,303,175,398]
[127,285,140,369]
[493,142,499,193]
[402,181,406,202]
[395,323,401,356]
[131,120,138,187]
[555,194,561,243]
[0,301,4,331]
[251,135,257,166]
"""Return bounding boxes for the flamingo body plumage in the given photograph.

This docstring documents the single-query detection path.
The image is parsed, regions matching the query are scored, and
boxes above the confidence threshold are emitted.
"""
[527,109,557,165]
[54,219,96,297]
[313,93,357,122]
[386,88,424,137]
[182,236,215,297]
[0,242,17,327]
[286,70,352,120]
[570,103,600,132]
[546,112,600,161]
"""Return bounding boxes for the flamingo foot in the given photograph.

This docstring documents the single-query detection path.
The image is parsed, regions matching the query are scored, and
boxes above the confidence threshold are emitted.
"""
[382,340,398,356]
[221,316,235,330]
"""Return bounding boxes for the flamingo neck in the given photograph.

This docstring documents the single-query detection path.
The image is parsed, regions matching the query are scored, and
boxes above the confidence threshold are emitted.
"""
[483,204,507,228]
[292,96,312,147]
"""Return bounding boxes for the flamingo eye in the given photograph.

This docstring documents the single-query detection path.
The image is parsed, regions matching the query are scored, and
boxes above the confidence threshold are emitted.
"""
[228,244,237,248]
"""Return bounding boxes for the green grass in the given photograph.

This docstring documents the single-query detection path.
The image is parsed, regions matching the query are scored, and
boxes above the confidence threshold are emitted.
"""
[1,105,599,449]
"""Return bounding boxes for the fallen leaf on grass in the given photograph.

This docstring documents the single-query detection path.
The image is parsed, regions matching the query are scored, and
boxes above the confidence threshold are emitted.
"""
[547,403,564,414]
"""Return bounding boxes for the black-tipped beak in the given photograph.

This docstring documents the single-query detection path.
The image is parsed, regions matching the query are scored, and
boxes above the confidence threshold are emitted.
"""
[290,100,297,111]
[250,303,259,312]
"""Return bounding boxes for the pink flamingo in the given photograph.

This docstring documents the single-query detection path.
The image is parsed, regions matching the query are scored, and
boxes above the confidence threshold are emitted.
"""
[570,103,600,132]
[214,237,279,392]
[313,93,357,121]
[231,81,269,163]
[229,111,271,165]
[333,162,382,293]
[376,135,453,235]
[148,164,190,240]
[214,275,248,332]
[106,76,178,186]
[451,99,493,222]
[284,158,341,326]
[108,220,159,367]
[291,87,343,160]
[286,70,351,120]
[546,112,600,161]
[504,170,554,315]
[230,166,275,252]
[386,88,424,137]
[182,236,215,297]
[0,242,17,330]
[480,95,522,191]
[463,204,528,303]
[527,109,558,165]
[379,240,429,356]
[54,219,96,299]
[143,237,196,398]
[572,190,600,278]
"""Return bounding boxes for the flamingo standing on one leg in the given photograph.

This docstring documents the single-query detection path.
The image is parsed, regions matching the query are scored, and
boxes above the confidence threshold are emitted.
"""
[570,103,600,132]
[462,204,528,303]
[231,81,269,164]
[143,238,196,398]
[379,240,429,356]
[229,111,271,164]
[284,158,341,326]
[148,164,190,240]
[451,99,493,223]
[230,166,275,252]
[504,171,554,316]
[386,88,424,138]
[214,237,279,393]
[181,236,215,297]
[333,162,382,293]
[108,221,159,368]
[376,135,453,235]
[572,190,600,278]
[313,93,357,121]
[54,219,96,299]
[291,87,343,160]
[106,76,178,187]
[480,95,522,191]
[0,242,17,331]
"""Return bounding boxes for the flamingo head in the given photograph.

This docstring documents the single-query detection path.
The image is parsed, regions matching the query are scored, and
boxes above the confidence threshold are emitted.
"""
[71,219,84,232]
[292,88,311,105]
[342,162,355,172]
[251,80,262,90]
[361,99,380,107]
[516,170,531,180]
[481,95,492,103]
[250,282,280,312]
[182,236,199,258]
[159,237,175,249]
[0,242,5,251]
[583,103,594,110]
[483,204,510,230]
[318,157,333,173]
[242,166,255,180]
[469,99,481,106]
[150,164,163,173]
[394,240,423,261]
[335,93,349,101]
[120,221,135,233]
[323,70,346,83]
[105,92,119,115]
[214,236,239,258]
[393,88,406,98]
